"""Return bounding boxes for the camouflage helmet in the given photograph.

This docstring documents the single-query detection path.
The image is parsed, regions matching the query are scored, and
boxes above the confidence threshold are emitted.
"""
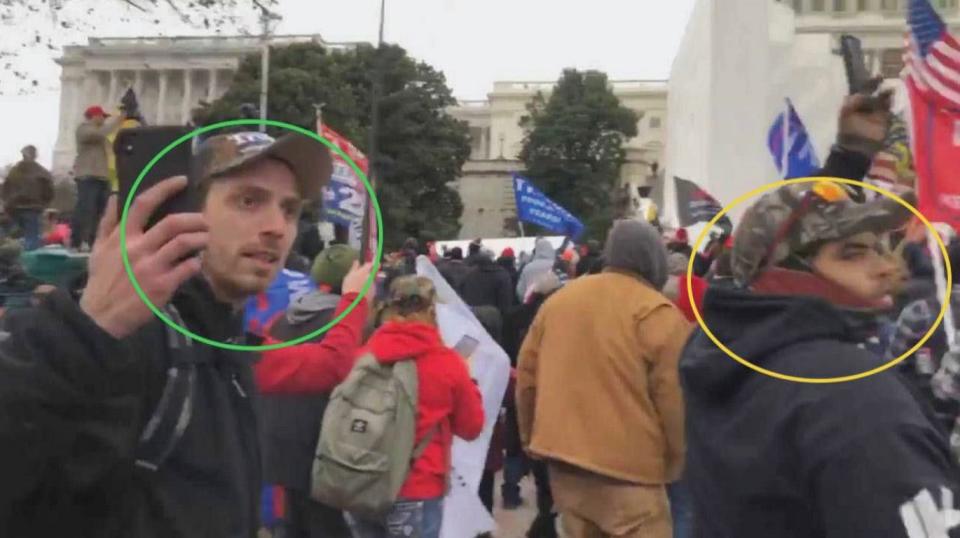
[384,275,441,315]
[731,181,916,286]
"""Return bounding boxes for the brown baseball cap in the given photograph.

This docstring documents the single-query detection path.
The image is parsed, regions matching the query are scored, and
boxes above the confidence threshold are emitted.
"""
[194,131,333,201]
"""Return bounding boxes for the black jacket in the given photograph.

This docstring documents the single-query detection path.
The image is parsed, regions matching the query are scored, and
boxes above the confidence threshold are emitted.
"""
[0,278,261,538]
[502,292,554,367]
[680,286,960,537]
[460,257,513,318]
[436,258,472,293]
[497,255,520,291]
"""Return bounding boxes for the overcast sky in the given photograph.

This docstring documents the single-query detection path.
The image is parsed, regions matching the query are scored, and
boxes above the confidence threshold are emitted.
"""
[0,0,696,167]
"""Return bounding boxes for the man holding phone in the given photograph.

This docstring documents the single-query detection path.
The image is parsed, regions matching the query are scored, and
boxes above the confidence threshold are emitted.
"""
[0,130,373,538]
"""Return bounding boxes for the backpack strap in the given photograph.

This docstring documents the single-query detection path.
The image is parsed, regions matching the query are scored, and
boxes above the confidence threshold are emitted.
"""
[135,304,198,472]
[411,423,438,462]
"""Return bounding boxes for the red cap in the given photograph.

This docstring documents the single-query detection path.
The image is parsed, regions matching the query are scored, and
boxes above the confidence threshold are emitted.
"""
[84,105,110,119]
[501,247,515,258]
[674,228,689,243]
[561,249,575,262]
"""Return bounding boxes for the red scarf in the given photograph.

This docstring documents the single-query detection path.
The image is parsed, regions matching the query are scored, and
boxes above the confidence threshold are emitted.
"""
[751,268,890,311]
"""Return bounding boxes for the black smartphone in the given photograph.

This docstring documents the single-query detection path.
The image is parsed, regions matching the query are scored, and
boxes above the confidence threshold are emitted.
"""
[115,126,198,229]
[840,35,874,95]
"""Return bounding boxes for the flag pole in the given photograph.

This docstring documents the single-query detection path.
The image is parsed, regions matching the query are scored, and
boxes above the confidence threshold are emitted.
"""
[518,221,526,238]
[361,0,386,263]
[928,226,958,352]
[782,98,790,179]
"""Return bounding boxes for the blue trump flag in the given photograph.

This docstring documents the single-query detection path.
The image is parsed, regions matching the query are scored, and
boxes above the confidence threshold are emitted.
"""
[767,99,820,179]
[513,174,585,239]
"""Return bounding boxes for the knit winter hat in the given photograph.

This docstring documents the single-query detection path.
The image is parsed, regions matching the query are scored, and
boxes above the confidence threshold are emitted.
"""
[310,245,359,289]
[603,219,669,290]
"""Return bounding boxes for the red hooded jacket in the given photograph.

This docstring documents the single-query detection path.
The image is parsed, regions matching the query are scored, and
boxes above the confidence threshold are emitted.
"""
[254,293,368,393]
[366,321,484,500]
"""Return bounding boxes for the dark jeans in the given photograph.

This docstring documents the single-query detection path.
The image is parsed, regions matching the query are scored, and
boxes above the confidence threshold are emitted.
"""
[347,498,443,538]
[71,177,110,248]
[284,488,351,538]
[667,480,694,538]
[530,460,553,516]
[10,208,41,251]
[479,470,495,514]
[502,402,526,504]
[527,460,557,538]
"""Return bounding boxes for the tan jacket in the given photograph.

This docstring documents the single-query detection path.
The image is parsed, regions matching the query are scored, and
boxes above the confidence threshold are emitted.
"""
[73,117,121,179]
[516,270,692,484]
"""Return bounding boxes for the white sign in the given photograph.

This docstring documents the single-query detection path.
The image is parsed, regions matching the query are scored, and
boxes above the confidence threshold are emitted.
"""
[415,256,511,537]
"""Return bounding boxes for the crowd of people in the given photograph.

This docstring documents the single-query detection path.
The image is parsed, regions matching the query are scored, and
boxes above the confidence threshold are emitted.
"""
[0,86,958,538]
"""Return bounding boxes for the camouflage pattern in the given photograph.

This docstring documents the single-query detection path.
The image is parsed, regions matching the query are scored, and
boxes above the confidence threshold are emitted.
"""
[731,181,916,286]
[385,275,440,313]
[195,131,332,201]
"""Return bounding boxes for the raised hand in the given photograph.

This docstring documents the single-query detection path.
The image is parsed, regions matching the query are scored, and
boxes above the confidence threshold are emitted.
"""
[80,176,208,339]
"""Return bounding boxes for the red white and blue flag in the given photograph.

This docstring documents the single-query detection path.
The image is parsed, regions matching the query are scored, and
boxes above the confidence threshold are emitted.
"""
[904,0,960,230]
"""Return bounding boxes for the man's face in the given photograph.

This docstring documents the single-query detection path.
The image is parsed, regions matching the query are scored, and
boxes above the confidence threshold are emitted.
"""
[91,114,106,126]
[810,232,897,304]
[21,147,36,162]
[201,158,302,304]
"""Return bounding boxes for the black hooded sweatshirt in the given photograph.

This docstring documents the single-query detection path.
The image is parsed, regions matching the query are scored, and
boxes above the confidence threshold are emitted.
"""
[680,286,960,538]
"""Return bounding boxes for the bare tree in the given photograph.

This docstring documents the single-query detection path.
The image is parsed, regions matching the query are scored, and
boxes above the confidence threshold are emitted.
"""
[0,0,276,96]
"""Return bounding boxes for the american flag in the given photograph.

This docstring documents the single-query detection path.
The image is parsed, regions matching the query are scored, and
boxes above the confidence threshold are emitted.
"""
[904,0,960,111]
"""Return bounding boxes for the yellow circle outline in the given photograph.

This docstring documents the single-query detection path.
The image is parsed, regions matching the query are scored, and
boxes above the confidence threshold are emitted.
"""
[686,176,953,384]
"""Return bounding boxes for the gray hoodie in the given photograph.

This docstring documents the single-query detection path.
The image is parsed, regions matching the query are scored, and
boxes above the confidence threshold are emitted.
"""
[516,238,556,301]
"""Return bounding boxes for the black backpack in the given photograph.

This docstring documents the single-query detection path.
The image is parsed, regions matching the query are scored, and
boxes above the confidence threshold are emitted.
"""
[134,304,198,471]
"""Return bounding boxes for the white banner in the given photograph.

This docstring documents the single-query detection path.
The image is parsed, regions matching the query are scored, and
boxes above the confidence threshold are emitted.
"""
[415,256,511,537]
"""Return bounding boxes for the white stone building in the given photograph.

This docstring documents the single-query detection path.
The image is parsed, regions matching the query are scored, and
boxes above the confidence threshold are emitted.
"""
[52,34,356,175]
[664,0,960,227]
[447,80,668,238]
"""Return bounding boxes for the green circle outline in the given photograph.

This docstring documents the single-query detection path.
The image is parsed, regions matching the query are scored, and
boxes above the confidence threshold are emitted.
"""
[120,118,383,352]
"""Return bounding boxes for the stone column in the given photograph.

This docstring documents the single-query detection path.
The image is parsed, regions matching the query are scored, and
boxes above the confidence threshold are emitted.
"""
[107,70,118,106]
[156,70,168,124]
[53,71,85,174]
[181,69,193,124]
[207,69,219,102]
[134,69,144,97]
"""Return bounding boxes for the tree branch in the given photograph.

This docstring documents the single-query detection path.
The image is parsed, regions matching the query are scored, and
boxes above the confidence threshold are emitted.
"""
[122,0,149,12]
[164,0,192,24]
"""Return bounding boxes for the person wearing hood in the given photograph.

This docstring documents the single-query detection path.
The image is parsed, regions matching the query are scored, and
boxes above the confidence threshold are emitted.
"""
[253,244,365,538]
[678,179,960,537]
[516,237,557,302]
[461,247,514,319]
[346,275,484,538]
[517,220,692,538]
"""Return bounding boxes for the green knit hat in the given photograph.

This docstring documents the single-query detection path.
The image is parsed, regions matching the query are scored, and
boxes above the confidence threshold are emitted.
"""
[311,245,359,289]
